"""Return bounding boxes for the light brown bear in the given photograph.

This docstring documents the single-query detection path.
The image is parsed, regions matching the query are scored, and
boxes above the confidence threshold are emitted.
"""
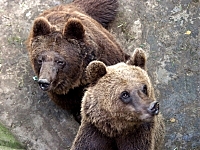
[26,0,129,122]
[71,48,165,150]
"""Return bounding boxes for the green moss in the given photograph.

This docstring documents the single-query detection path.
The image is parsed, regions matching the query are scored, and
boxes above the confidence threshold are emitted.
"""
[0,124,25,149]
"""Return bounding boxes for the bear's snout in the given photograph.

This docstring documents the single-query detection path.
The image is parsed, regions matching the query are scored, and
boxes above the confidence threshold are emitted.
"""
[38,79,50,91]
[147,101,159,116]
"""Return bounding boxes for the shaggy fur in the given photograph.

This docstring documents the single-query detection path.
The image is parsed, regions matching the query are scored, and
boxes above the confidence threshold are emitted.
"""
[73,0,119,28]
[26,0,129,122]
[71,48,165,150]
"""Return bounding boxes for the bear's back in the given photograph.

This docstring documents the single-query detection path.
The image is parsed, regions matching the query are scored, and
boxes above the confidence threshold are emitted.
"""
[39,0,118,28]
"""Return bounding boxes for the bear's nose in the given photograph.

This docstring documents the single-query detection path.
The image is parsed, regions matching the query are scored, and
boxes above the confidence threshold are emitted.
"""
[148,101,159,116]
[38,79,50,91]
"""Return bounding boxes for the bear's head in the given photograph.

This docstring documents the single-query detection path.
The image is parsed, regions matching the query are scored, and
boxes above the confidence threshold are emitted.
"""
[27,17,97,94]
[82,48,159,137]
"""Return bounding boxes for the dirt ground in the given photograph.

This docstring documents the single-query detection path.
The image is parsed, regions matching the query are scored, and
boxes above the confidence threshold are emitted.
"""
[0,0,199,150]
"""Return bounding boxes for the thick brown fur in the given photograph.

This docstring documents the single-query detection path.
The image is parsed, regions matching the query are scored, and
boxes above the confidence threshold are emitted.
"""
[73,0,119,28]
[26,0,129,122]
[71,48,165,150]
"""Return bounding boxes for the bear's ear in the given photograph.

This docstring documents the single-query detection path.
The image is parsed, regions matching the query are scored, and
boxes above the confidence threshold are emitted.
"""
[63,18,85,40]
[32,17,51,37]
[126,48,147,70]
[86,61,107,83]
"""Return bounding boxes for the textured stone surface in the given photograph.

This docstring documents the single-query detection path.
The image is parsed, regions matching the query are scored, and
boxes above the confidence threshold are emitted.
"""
[0,0,199,149]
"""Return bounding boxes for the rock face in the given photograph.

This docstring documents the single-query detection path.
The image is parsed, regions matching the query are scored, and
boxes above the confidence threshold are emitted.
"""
[0,0,199,150]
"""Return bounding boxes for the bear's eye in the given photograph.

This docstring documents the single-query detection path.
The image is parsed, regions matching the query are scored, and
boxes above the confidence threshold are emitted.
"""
[56,60,65,66]
[120,91,131,104]
[37,58,42,65]
[142,84,148,95]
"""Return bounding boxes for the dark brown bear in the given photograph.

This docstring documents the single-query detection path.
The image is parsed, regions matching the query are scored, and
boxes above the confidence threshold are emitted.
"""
[26,0,129,122]
[71,48,165,150]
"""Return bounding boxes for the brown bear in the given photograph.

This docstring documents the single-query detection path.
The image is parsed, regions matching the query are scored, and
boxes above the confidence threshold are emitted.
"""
[26,0,129,122]
[71,48,165,150]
